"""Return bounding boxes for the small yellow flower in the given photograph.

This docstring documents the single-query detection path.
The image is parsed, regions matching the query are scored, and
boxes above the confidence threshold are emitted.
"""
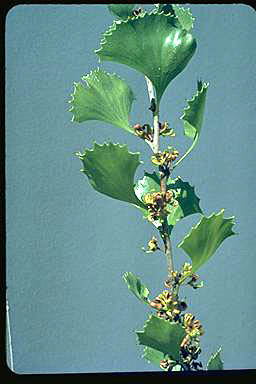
[160,122,176,137]
[171,270,178,279]
[184,313,194,328]
[183,313,204,337]
[173,308,181,315]
[147,236,159,252]
[181,262,193,281]
[183,262,192,272]
[166,310,173,318]
[144,193,154,205]
[151,153,165,166]
[188,328,200,338]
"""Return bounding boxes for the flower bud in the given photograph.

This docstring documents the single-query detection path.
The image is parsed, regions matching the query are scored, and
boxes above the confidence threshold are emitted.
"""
[160,359,169,370]
[149,299,163,310]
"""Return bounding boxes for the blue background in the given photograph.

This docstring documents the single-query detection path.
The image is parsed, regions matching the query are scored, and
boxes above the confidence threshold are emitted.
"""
[6,4,256,373]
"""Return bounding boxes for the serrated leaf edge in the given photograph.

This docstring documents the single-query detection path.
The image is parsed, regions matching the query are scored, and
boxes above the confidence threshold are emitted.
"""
[77,141,143,165]
[140,172,202,194]
[169,176,202,207]
[77,142,146,209]
[136,315,185,362]
[136,314,184,343]
[172,4,195,31]
[180,81,209,123]
[95,9,180,57]
[136,173,203,217]
[68,67,135,131]
[136,315,160,348]
[178,208,236,249]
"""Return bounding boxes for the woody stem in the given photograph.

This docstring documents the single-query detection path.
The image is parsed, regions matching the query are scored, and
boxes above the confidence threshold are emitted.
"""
[145,75,174,281]
[160,165,174,281]
[145,76,159,154]
[153,109,160,154]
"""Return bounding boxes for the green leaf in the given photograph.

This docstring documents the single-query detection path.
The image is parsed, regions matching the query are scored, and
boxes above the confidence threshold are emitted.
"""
[95,11,197,103]
[166,203,184,227]
[182,80,209,140]
[123,272,150,303]
[134,172,160,202]
[154,4,175,15]
[143,346,165,367]
[167,177,203,225]
[174,81,209,168]
[134,172,202,227]
[207,347,224,370]
[172,4,194,32]
[134,171,162,228]
[77,142,146,208]
[155,4,195,32]
[178,209,236,272]
[136,315,185,362]
[107,4,136,20]
[69,68,135,134]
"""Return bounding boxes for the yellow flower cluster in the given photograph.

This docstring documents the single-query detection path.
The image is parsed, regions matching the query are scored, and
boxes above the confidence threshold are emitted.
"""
[183,313,204,337]
[143,190,178,222]
[182,262,193,277]
[151,150,179,166]
[149,290,187,320]
[133,123,153,142]
[159,121,175,137]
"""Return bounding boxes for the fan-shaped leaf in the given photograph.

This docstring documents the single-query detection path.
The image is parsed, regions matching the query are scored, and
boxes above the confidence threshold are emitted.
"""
[178,209,236,272]
[69,68,135,134]
[77,142,145,208]
[136,315,185,362]
[95,11,197,103]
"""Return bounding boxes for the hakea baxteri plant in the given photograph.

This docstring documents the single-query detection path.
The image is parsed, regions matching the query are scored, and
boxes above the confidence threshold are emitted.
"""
[69,4,236,372]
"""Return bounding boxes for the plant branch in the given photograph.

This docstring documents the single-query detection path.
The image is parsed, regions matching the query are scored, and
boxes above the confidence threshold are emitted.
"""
[160,164,175,281]
[145,76,159,153]
[153,110,160,154]
[162,222,174,280]
[145,75,174,281]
